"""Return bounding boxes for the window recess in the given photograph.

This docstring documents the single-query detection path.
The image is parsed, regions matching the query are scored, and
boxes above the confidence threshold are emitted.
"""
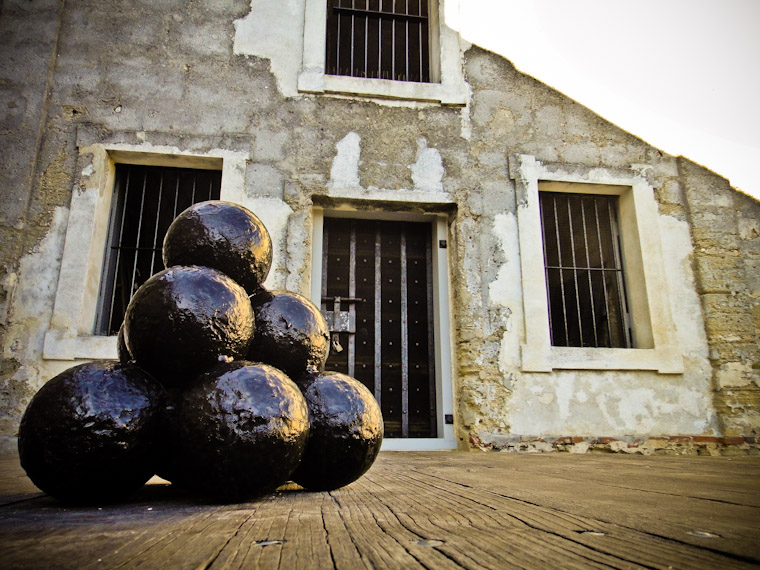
[95,164,222,335]
[326,0,430,83]
[539,192,632,349]
[299,0,467,104]
[510,154,684,374]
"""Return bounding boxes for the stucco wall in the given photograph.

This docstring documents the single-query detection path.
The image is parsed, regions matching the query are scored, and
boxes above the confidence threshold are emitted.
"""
[1,0,757,452]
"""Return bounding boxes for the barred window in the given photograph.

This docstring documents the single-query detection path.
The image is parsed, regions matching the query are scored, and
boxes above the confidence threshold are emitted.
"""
[326,0,430,82]
[539,192,632,348]
[95,164,222,335]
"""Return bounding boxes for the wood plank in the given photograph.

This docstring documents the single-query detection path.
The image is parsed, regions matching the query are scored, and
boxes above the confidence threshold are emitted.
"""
[363,460,759,570]
[393,452,760,562]
[388,465,755,570]
[1,452,759,569]
[488,454,760,504]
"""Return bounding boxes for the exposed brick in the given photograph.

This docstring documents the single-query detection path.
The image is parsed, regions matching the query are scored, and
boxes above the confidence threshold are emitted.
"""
[669,436,693,443]
[467,434,760,454]
[555,436,583,444]
[693,436,719,443]
[719,437,746,445]
[597,437,618,444]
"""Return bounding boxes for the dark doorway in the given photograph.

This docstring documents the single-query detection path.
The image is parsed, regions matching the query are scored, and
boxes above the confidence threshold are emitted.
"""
[321,218,437,438]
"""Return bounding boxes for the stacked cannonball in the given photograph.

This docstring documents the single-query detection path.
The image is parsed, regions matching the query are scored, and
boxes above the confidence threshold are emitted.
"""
[18,201,383,504]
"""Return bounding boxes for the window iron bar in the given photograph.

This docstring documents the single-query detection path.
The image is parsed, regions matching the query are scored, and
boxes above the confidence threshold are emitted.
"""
[350,0,355,78]
[97,165,221,335]
[418,0,424,80]
[391,8,396,79]
[190,172,197,204]
[540,192,630,349]
[565,196,585,347]
[128,170,149,299]
[545,265,625,272]
[364,0,369,77]
[377,0,382,74]
[110,245,163,253]
[592,197,615,346]
[540,195,555,346]
[332,5,428,21]
[104,168,132,333]
[148,170,164,276]
[579,198,599,347]
[608,199,633,347]
[171,174,180,220]
[327,0,429,82]
[405,0,410,81]
[550,196,570,346]
[335,2,342,75]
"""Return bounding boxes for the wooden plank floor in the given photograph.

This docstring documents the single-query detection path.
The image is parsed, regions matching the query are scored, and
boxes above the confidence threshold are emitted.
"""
[1,451,759,569]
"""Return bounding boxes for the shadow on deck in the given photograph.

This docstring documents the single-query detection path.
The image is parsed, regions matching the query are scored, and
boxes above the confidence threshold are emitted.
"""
[1,451,759,569]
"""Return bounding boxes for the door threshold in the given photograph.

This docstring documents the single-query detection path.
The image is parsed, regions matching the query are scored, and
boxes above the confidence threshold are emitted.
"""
[381,438,457,451]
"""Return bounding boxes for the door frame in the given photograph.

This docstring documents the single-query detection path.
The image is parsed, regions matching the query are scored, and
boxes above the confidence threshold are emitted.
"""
[311,207,457,450]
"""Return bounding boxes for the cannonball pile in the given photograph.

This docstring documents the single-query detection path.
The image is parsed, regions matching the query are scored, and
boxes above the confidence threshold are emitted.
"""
[18,201,383,504]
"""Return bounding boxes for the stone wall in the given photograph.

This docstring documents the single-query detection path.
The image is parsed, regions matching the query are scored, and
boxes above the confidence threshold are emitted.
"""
[678,159,760,436]
[0,0,67,443]
[0,0,757,452]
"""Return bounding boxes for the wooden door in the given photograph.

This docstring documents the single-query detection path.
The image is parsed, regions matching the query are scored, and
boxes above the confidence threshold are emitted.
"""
[321,218,437,438]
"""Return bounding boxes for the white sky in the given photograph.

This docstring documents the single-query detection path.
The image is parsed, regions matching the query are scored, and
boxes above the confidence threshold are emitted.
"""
[450,0,760,200]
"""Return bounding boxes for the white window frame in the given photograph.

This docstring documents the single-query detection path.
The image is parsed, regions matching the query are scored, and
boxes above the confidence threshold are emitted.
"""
[311,207,457,450]
[299,0,468,105]
[510,154,684,374]
[43,142,249,361]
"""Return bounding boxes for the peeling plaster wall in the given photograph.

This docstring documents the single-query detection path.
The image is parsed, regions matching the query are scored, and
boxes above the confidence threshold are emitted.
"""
[1,0,757,452]
[233,0,304,98]
[477,208,716,442]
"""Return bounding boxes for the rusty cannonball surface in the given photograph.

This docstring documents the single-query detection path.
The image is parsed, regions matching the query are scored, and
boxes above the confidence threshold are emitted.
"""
[162,200,272,295]
[291,371,383,491]
[17,360,167,504]
[123,265,254,389]
[164,361,309,502]
[247,289,330,383]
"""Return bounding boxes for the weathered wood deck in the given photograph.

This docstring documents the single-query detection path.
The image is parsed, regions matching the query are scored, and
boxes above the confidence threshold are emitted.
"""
[1,451,759,569]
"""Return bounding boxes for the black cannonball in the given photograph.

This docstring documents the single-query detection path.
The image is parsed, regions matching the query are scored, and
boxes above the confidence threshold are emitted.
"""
[165,361,309,502]
[17,360,167,504]
[247,289,330,382]
[123,265,255,389]
[117,324,131,364]
[163,200,273,295]
[291,371,383,491]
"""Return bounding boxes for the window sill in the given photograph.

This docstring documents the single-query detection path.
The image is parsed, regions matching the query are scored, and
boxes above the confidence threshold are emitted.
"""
[298,70,467,105]
[43,330,118,361]
[521,344,684,374]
